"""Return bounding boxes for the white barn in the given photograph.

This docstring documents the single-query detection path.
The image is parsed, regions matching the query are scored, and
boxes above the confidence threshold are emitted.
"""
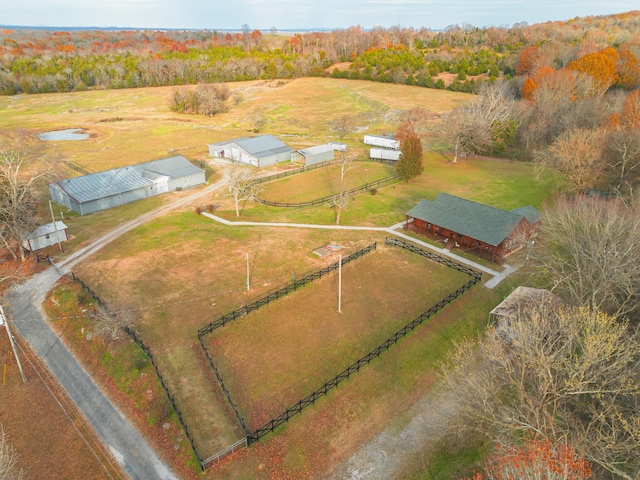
[22,221,68,252]
[363,134,399,150]
[49,156,205,215]
[208,135,293,167]
[291,144,335,166]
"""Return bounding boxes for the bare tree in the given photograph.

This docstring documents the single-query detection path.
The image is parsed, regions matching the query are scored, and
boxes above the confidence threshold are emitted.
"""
[603,127,640,200]
[0,129,49,261]
[92,305,136,341]
[534,127,605,192]
[530,196,640,319]
[330,114,355,139]
[0,425,24,480]
[329,154,354,225]
[440,303,640,480]
[224,161,262,217]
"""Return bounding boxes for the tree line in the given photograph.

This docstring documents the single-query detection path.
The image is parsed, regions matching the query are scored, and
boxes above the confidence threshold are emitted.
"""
[1,12,639,95]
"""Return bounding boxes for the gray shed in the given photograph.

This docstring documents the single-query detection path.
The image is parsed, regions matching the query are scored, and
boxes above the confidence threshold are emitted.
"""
[208,135,293,167]
[291,144,335,166]
[22,221,68,252]
[49,156,205,215]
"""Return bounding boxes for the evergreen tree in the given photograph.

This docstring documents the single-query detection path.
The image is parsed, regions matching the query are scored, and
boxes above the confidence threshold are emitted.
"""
[395,130,424,181]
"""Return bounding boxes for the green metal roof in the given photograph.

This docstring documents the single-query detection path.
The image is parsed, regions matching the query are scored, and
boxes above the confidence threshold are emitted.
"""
[406,193,538,247]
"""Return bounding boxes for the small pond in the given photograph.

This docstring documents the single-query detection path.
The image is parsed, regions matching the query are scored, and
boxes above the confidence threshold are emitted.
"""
[38,128,90,141]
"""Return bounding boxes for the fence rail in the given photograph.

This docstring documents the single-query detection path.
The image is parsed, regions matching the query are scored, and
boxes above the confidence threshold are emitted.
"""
[198,243,377,338]
[254,175,399,208]
[250,159,342,185]
[62,160,92,175]
[245,266,480,444]
[70,274,204,470]
[201,437,248,467]
[384,237,482,279]
[199,336,250,435]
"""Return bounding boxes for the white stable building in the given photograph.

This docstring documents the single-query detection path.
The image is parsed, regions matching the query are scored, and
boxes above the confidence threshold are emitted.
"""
[208,135,293,167]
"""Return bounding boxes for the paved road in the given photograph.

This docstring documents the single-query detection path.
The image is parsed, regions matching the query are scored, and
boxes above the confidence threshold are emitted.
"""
[2,177,227,480]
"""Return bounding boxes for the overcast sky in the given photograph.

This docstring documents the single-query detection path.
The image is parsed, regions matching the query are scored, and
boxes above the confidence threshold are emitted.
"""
[1,1,638,31]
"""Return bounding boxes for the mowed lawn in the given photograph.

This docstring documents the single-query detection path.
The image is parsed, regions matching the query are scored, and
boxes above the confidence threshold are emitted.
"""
[216,152,562,227]
[259,161,395,203]
[205,246,470,430]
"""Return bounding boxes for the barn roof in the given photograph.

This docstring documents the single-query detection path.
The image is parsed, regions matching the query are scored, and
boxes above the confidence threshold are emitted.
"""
[24,221,68,240]
[490,286,560,319]
[51,156,202,203]
[297,144,334,156]
[210,135,293,159]
[406,193,538,247]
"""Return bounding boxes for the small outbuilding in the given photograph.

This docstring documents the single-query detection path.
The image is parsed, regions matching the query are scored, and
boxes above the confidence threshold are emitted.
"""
[328,142,347,152]
[207,135,293,167]
[49,156,205,215]
[291,144,335,166]
[489,286,560,323]
[22,221,68,252]
[363,134,399,150]
[405,193,540,263]
[370,148,401,161]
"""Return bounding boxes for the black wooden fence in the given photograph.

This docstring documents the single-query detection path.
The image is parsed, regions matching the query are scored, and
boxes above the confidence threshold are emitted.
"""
[70,274,204,469]
[62,160,92,175]
[245,242,481,445]
[198,242,377,338]
[254,175,399,208]
[384,237,482,279]
[250,159,342,185]
[123,326,204,469]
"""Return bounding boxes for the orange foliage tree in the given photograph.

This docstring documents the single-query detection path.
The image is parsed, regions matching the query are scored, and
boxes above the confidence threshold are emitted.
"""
[567,47,619,92]
[472,439,592,480]
[521,77,537,100]
[616,46,640,89]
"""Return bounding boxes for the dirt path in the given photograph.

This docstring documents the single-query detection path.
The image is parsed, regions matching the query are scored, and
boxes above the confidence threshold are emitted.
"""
[2,177,227,480]
[328,389,460,480]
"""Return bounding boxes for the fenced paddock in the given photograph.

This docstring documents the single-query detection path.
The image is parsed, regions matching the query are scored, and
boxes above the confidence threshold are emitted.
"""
[198,240,480,465]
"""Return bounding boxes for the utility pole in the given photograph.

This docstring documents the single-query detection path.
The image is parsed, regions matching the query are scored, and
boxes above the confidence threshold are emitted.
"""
[246,253,250,291]
[49,200,63,252]
[0,305,27,383]
[338,254,342,313]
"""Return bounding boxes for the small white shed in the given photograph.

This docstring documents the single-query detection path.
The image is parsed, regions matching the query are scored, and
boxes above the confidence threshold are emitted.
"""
[291,144,335,166]
[22,221,68,252]
[364,134,399,150]
[370,148,401,161]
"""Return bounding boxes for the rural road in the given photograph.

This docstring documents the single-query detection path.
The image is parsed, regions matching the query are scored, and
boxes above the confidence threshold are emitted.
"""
[2,177,227,480]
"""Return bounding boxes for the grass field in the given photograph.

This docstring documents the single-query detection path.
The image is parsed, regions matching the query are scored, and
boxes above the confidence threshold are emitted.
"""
[3,78,564,478]
[205,246,471,431]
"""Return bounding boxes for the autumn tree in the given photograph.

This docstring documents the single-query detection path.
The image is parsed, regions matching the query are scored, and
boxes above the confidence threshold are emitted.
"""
[567,47,619,93]
[473,439,592,480]
[224,160,262,217]
[534,127,605,192]
[398,106,433,141]
[531,196,640,319]
[440,303,640,479]
[395,129,423,181]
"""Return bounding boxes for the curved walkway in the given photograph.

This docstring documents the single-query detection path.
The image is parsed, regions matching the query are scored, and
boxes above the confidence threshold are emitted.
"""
[3,177,227,480]
[201,213,516,289]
